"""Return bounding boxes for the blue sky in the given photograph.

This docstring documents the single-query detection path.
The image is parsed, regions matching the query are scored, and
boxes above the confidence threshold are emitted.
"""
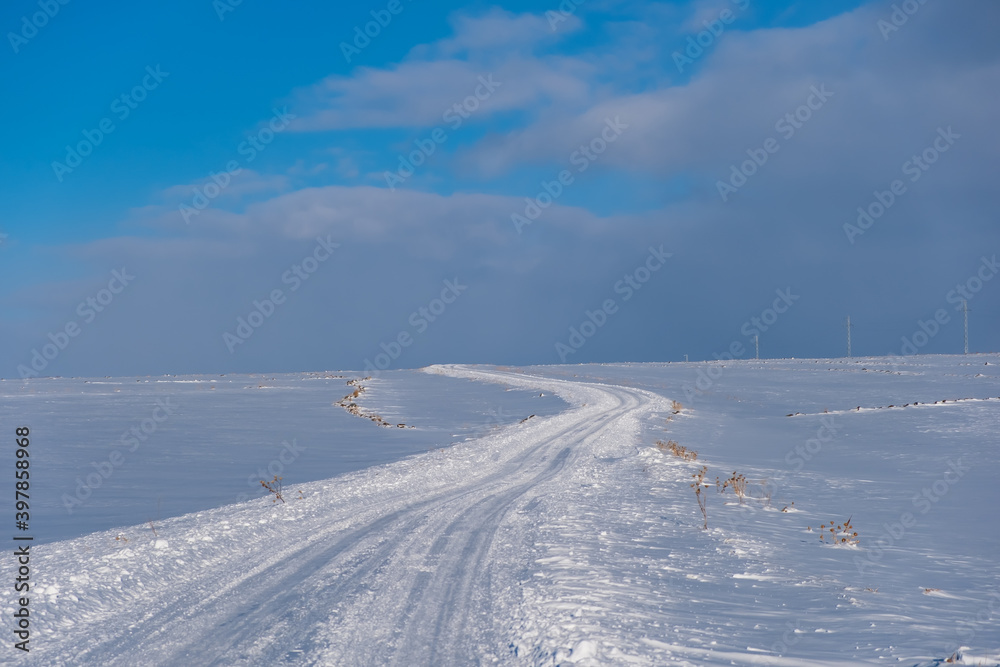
[1,0,997,377]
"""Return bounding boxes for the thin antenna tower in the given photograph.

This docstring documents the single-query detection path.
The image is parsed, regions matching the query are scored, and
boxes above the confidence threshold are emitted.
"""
[962,300,970,354]
[846,316,853,358]
[754,334,760,360]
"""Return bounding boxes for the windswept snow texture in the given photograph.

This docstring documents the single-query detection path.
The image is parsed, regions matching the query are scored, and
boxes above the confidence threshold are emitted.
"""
[2,355,999,666]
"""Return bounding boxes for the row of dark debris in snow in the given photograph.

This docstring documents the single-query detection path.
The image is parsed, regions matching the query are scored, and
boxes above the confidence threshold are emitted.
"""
[335,378,414,428]
[787,396,1000,416]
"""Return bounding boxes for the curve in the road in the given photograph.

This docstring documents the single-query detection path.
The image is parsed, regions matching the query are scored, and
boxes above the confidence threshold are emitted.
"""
[56,370,666,666]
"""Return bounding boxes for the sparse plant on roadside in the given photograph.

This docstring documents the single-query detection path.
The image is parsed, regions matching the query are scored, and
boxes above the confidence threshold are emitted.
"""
[721,472,748,504]
[657,440,698,461]
[671,400,683,414]
[261,475,285,503]
[146,498,161,537]
[690,466,710,529]
[814,516,859,545]
[751,479,793,510]
[760,481,772,507]
[337,380,398,427]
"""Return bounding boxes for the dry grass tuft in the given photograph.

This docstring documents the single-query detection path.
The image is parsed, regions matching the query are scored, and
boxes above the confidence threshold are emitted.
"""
[657,440,698,461]
[337,380,402,428]
[721,472,748,504]
[690,466,710,529]
[261,475,285,503]
[815,516,859,545]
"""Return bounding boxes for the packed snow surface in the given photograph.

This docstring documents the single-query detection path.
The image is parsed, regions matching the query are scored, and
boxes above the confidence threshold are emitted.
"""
[1,355,998,665]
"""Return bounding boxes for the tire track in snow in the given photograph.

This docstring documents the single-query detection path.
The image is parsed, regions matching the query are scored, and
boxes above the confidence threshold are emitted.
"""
[310,387,640,665]
[47,370,665,666]
[388,447,573,666]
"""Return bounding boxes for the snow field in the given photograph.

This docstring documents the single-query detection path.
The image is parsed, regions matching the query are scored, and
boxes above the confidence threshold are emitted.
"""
[1,356,997,665]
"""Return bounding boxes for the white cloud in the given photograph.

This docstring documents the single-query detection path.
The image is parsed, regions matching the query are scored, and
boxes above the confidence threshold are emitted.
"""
[158,169,289,204]
[239,185,609,249]
[454,1,1000,188]
[290,57,593,131]
[431,7,580,57]
[289,8,593,131]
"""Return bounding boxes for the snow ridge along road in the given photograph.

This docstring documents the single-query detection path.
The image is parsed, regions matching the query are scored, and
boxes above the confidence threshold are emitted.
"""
[10,366,673,665]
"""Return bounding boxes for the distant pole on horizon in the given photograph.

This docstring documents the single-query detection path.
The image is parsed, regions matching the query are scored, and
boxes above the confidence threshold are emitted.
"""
[962,300,970,354]
[684,354,689,362]
[754,335,759,360]
[846,316,853,358]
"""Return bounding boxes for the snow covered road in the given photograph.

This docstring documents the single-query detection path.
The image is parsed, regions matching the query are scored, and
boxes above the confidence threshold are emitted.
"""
[9,368,673,665]
[5,358,999,666]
